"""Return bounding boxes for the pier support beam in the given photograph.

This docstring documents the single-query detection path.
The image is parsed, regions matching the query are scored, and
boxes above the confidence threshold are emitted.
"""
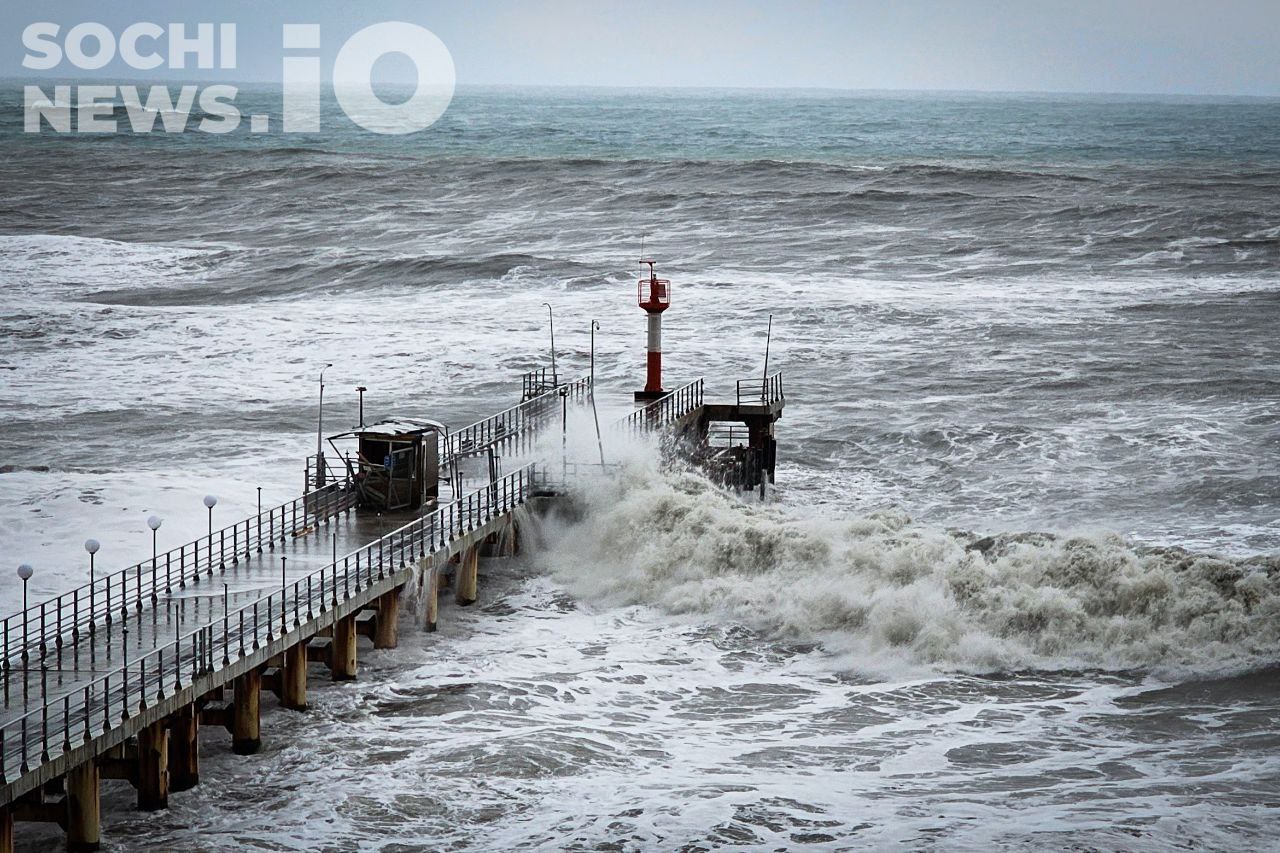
[0,807,11,853]
[282,642,308,711]
[66,761,100,852]
[374,588,400,649]
[232,668,262,755]
[455,545,479,606]
[502,520,519,557]
[137,720,170,811]
[168,705,199,792]
[331,615,357,680]
[424,568,439,632]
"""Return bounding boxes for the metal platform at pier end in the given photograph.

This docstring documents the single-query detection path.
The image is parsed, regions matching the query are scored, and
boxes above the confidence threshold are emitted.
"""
[0,367,782,851]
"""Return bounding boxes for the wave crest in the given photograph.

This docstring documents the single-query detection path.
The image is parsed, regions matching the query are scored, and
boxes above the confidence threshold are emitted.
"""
[539,463,1280,676]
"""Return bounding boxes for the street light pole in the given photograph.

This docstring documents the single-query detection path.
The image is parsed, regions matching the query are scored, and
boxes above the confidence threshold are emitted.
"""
[590,320,605,466]
[84,540,99,635]
[148,515,162,604]
[542,302,557,386]
[204,495,217,572]
[316,363,333,489]
[17,564,32,667]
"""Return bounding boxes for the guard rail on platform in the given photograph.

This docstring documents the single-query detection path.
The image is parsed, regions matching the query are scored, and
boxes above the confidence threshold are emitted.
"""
[444,377,591,464]
[619,379,704,435]
[0,481,355,673]
[735,371,784,406]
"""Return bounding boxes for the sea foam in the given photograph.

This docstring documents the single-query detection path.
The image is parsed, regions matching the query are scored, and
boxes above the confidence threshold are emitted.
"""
[537,458,1280,676]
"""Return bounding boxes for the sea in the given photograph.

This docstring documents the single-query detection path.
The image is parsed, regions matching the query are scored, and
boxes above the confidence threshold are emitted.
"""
[0,85,1278,849]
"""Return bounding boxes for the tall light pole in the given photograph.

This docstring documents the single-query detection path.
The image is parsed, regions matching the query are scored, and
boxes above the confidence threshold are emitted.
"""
[84,540,99,635]
[542,302,557,386]
[761,313,773,402]
[356,385,367,428]
[316,363,333,488]
[204,495,217,572]
[148,515,162,603]
[17,564,32,666]
[590,320,605,466]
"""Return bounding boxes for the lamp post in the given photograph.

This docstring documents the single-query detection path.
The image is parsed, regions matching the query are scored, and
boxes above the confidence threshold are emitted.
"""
[316,363,333,489]
[84,539,99,634]
[590,320,605,466]
[204,495,217,572]
[542,302,557,386]
[17,564,32,666]
[356,385,367,428]
[761,313,773,402]
[147,515,162,604]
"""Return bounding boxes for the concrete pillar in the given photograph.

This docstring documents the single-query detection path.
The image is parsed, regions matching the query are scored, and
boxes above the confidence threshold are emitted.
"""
[330,615,357,680]
[374,589,400,649]
[168,705,199,792]
[502,520,519,557]
[66,761,100,852]
[282,641,308,711]
[137,720,170,811]
[424,568,439,632]
[455,545,478,606]
[232,668,262,755]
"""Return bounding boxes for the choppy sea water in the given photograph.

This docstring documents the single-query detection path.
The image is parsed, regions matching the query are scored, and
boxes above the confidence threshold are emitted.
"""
[1,86,1278,849]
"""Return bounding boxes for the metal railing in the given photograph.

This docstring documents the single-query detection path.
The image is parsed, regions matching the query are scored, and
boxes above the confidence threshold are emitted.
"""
[303,452,355,494]
[708,424,751,447]
[444,376,591,465]
[0,465,540,785]
[736,371,784,406]
[619,379,704,435]
[521,367,559,401]
[0,482,356,672]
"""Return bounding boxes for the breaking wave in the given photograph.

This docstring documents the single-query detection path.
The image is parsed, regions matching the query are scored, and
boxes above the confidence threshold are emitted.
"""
[541,462,1280,676]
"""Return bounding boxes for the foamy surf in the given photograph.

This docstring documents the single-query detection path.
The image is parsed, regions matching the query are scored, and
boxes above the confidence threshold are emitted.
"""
[537,460,1280,677]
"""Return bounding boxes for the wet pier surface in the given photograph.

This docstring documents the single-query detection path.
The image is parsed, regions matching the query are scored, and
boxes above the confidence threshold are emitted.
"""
[2,507,387,731]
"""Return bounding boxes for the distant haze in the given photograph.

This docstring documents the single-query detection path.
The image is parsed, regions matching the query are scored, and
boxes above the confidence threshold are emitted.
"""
[4,0,1279,96]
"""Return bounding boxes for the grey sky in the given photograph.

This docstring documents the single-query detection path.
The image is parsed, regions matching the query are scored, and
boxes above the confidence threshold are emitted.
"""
[5,0,1279,96]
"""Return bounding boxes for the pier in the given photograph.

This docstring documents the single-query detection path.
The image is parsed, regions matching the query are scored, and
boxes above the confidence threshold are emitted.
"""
[0,364,783,851]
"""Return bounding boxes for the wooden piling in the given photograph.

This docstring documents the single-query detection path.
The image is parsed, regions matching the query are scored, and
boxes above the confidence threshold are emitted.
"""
[168,705,199,792]
[455,545,479,606]
[232,668,262,755]
[374,588,400,649]
[331,615,357,680]
[424,568,439,632]
[137,720,170,811]
[66,761,100,852]
[0,806,12,853]
[282,641,308,711]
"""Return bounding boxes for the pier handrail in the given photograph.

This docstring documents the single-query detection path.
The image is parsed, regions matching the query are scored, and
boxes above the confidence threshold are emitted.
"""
[735,371,784,406]
[618,378,704,435]
[0,481,356,673]
[0,464,540,786]
[444,376,591,464]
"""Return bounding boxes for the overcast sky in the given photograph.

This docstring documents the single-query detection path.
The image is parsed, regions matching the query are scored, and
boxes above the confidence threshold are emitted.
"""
[6,0,1279,96]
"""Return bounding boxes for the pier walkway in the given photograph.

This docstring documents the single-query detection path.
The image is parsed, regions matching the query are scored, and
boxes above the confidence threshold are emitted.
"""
[0,369,741,851]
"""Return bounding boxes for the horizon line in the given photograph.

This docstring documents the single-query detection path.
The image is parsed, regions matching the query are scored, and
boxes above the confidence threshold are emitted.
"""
[5,76,1279,101]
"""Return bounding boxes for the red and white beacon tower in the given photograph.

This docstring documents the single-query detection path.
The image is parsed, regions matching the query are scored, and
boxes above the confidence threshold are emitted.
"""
[635,260,672,402]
